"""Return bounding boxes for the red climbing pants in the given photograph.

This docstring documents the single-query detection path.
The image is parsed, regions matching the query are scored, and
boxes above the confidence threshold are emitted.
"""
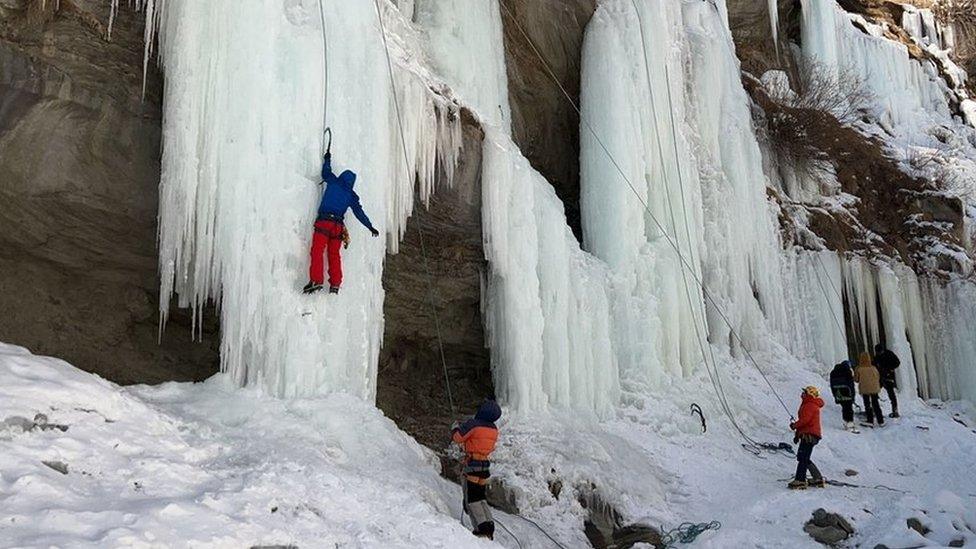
[309,220,344,288]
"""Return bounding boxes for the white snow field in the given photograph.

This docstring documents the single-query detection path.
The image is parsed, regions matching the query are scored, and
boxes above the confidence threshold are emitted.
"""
[0,343,562,548]
[2,341,976,547]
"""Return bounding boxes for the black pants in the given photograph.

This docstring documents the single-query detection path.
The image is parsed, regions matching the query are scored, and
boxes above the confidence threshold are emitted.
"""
[463,480,494,538]
[839,400,854,423]
[862,394,884,425]
[883,383,898,415]
[795,439,822,481]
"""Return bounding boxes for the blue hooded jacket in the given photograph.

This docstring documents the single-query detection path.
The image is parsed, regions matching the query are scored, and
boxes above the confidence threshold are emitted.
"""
[317,156,376,232]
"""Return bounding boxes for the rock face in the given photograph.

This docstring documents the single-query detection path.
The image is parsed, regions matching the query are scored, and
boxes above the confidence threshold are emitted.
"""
[804,508,855,546]
[499,0,597,241]
[377,111,492,451]
[0,2,219,384]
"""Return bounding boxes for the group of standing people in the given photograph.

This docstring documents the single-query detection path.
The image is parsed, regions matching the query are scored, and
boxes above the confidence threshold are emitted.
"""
[788,344,902,490]
[829,343,901,431]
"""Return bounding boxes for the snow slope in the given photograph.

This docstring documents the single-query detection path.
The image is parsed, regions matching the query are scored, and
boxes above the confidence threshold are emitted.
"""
[0,343,524,548]
[491,343,976,548]
[3,342,975,548]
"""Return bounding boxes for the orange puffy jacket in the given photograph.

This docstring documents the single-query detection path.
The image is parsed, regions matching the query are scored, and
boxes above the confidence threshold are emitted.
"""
[452,400,501,484]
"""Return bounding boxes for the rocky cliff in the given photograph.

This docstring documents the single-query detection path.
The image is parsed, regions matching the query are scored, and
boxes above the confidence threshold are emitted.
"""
[0,0,218,383]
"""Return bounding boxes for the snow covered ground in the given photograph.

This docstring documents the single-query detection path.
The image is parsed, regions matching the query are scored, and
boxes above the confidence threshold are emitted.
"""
[3,341,975,548]
[0,343,511,548]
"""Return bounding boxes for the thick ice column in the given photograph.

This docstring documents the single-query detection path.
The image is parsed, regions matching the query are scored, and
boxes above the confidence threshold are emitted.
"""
[580,0,707,387]
[876,265,919,397]
[682,0,790,353]
[841,257,881,353]
[786,250,847,367]
[415,0,620,414]
[919,279,976,402]
[153,0,460,399]
[481,131,620,413]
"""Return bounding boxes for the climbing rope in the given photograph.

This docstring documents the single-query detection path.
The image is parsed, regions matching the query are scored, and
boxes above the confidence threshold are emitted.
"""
[776,477,908,493]
[317,0,330,156]
[507,514,570,549]
[372,0,457,416]
[660,521,722,547]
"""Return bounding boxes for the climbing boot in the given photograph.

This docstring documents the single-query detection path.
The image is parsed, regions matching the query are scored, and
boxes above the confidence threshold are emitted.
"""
[809,478,827,488]
[303,281,324,294]
[889,411,900,418]
[787,479,808,490]
[329,286,340,294]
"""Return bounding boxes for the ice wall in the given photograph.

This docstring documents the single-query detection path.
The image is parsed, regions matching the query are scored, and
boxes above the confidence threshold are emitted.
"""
[481,131,620,413]
[781,250,847,368]
[415,0,620,414]
[800,0,953,129]
[580,0,790,383]
[414,0,511,132]
[150,0,461,399]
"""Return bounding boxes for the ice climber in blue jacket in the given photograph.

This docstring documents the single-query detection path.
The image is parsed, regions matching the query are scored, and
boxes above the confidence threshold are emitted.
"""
[303,152,379,295]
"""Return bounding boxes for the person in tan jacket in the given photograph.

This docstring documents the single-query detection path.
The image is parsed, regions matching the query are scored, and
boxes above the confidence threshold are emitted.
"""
[854,352,884,426]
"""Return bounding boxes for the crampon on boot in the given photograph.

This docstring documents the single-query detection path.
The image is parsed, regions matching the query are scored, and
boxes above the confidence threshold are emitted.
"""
[787,479,808,490]
[809,478,826,488]
[303,281,324,294]
[329,286,340,294]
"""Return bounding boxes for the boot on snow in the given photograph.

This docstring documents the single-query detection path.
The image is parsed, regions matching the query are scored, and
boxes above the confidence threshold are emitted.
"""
[889,411,900,418]
[845,422,861,433]
[329,286,340,294]
[809,478,826,488]
[303,281,324,294]
[787,479,808,490]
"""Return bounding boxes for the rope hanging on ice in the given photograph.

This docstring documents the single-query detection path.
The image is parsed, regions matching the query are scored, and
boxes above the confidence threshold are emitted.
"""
[317,0,330,156]
[372,0,456,416]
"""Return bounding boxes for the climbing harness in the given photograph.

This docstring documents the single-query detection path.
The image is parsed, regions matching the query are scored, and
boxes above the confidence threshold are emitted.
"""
[690,403,707,433]
[372,0,457,416]
[660,521,722,548]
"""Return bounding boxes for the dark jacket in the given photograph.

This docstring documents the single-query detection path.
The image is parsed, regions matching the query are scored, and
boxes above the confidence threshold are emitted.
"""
[873,349,900,387]
[317,156,376,231]
[829,361,855,403]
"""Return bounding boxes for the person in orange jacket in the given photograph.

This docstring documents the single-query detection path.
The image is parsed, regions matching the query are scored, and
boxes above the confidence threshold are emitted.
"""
[788,386,825,490]
[451,399,501,540]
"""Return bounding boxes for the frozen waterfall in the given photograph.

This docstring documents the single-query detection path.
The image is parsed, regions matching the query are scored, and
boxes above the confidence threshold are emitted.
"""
[152,0,461,399]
